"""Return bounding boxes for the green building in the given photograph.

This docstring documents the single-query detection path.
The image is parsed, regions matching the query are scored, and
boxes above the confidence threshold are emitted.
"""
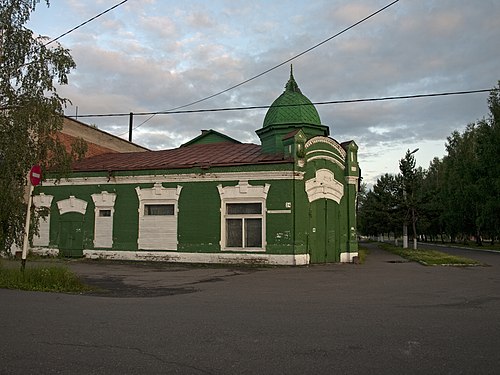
[32,70,360,265]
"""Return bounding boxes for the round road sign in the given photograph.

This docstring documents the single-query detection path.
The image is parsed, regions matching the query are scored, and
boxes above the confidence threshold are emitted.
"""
[30,165,42,186]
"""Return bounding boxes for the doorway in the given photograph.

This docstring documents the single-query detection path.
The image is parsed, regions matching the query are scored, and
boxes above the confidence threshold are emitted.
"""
[309,199,340,263]
[59,212,84,257]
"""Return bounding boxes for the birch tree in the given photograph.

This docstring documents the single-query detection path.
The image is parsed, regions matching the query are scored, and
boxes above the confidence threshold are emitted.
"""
[0,0,76,254]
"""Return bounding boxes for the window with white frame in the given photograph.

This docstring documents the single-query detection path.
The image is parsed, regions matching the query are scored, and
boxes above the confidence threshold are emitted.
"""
[135,183,182,250]
[91,191,116,248]
[217,181,270,251]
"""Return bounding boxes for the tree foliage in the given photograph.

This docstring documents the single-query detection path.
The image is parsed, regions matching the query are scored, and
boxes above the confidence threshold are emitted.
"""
[358,83,500,244]
[0,0,77,254]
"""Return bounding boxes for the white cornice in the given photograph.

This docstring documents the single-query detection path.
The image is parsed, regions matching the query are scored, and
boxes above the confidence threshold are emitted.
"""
[43,171,303,186]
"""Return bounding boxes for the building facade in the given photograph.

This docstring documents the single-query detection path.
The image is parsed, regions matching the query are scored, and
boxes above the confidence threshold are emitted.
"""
[32,71,360,265]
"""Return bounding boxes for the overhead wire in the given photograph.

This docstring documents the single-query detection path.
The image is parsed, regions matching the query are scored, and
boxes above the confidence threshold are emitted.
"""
[44,0,129,46]
[11,0,129,72]
[70,88,494,119]
[123,0,402,135]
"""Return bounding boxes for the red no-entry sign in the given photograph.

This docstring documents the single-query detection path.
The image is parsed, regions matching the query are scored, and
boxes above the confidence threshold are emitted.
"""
[30,165,42,186]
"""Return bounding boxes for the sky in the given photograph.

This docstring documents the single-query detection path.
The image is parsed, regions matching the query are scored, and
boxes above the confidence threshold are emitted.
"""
[26,0,500,187]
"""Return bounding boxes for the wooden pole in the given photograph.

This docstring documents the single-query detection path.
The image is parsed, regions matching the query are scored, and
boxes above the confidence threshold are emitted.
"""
[129,112,133,142]
[21,174,34,272]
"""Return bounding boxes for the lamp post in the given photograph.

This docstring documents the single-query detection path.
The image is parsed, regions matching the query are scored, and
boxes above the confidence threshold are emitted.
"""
[401,148,419,249]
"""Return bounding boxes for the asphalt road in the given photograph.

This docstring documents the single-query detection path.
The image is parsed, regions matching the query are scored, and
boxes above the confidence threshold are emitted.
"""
[1,242,499,375]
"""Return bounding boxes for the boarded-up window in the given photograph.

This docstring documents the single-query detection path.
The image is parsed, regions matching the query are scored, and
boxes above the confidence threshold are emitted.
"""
[91,192,116,249]
[135,184,182,251]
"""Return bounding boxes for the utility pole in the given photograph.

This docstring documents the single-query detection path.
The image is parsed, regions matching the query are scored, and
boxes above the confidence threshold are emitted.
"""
[128,112,133,142]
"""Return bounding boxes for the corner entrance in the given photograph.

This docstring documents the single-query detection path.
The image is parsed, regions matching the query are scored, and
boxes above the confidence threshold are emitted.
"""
[309,199,340,263]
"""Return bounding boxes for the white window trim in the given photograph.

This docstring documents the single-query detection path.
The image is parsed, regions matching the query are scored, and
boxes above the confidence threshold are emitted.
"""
[57,196,88,215]
[135,183,182,250]
[217,181,270,252]
[91,191,116,248]
[32,193,54,247]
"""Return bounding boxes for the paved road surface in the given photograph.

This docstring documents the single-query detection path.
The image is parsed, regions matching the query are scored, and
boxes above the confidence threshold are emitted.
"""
[1,242,499,374]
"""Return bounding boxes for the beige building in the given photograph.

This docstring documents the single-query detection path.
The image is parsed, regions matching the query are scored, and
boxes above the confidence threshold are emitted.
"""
[59,116,148,156]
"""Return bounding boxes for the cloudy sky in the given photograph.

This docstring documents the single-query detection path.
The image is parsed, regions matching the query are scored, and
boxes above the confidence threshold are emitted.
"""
[27,0,500,186]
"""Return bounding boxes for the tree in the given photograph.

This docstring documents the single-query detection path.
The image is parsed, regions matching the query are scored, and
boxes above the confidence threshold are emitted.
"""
[399,149,421,249]
[0,1,77,254]
[474,84,500,244]
[419,157,445,242]
[358,174,400,238]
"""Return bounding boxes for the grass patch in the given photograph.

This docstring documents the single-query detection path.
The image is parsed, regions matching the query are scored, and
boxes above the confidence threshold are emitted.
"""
[0,261,92,293]
[435,242,500,252]
[378,243,481,266]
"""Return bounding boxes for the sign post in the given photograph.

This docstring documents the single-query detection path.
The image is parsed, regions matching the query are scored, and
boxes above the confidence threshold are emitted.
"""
[21,165,42,272]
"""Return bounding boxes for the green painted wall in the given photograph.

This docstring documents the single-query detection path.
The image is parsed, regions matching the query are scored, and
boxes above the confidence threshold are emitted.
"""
[36,135,358,263]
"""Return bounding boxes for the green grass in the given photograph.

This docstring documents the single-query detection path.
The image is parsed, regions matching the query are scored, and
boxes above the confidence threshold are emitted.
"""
[357,246,369,264]
[0,261,92,293]
[378,243,481,266]
[437,241,500,252]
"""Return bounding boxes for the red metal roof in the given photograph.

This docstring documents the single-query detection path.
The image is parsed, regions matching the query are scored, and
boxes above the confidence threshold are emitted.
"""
[72,142,292,172]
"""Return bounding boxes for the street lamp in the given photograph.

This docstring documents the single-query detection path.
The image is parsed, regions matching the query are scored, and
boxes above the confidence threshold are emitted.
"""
[402,148,419,249]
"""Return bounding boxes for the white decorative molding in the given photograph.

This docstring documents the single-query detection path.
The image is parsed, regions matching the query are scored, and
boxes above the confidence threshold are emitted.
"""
[217,181,270,200]
[32,193,53,208]
[267,210,292,214]
[306,155,345,170]
[32,194,54,247]
[305,169,344,204]
[305,136,346,159]
[83,249,310,265]
[306,149,344,162]
[91,191,117,248]
[135,183,182,201]
[43,171,303,187]
[57,196,88,215]
[135,184,182,250]
[91,191,116,208]
[346,176,359,185]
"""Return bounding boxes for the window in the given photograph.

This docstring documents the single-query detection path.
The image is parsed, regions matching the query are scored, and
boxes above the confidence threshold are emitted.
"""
[99,209,111,217]
[135,184,183,251]
[224,203,263,249]
[91,191,116,249]
[144,204,174,216]
[217,182,269,251]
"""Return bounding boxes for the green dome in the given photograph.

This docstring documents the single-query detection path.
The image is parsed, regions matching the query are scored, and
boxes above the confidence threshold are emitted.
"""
[263,68,321,128]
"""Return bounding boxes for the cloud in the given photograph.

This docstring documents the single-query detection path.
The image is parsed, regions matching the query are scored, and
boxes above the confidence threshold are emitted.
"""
[29,0,500,186]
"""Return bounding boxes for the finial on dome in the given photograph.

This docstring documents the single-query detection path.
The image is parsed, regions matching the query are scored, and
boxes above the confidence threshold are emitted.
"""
[285,64,301,93]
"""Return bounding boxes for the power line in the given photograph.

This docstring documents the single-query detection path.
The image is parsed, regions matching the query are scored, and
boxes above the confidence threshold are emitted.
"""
[44,0,129,46]
[127,0,402,134]
[69,88,494,119]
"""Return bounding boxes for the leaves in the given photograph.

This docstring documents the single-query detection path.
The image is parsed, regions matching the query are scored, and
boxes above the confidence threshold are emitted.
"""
[1,1,76,254]
[358,83,500,243]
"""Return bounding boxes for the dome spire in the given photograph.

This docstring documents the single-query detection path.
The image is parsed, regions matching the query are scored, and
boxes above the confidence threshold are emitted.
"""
[285,64,301,93]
